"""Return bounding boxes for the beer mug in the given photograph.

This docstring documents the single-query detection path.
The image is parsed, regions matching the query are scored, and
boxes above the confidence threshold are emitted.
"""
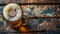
[3,3,28,32]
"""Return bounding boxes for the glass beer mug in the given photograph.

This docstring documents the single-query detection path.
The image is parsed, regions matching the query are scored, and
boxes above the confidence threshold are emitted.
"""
[3,3,29,32]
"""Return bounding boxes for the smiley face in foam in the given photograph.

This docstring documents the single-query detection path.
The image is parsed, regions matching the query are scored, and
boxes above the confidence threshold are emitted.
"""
[3,3,22,22]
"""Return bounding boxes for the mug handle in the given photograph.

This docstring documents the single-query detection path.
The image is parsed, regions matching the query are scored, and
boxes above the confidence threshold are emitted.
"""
[22,16,29,25]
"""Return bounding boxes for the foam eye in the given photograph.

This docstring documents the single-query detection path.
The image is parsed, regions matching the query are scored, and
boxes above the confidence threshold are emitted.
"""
[3,3,22,21]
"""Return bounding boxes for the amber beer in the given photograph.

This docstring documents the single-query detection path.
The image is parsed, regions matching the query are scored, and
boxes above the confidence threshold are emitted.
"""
[8,19,28,32]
